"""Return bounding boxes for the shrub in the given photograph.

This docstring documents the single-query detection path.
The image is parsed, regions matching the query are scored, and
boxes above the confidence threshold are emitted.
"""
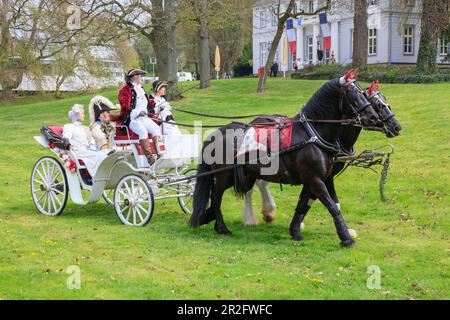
[291,64,450,83]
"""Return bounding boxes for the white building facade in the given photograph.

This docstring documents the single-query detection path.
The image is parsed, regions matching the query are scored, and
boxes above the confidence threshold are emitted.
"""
[253,0,450,74]
[9,47,124,93]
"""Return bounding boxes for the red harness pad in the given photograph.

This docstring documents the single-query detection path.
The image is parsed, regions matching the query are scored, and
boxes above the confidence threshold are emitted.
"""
[253,118,293,152]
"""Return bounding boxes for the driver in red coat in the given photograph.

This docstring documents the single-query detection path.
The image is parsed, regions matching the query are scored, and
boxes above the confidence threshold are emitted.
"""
[112,69,163,165]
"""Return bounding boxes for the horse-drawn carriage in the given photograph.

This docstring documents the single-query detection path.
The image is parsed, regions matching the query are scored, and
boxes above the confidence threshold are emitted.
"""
[31,125,199,226]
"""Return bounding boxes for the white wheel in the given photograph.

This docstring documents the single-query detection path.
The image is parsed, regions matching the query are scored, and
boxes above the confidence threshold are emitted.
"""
[178,169,197,215]
[114,175,154,227]
[102,189,114,206]
[30,157,68,216]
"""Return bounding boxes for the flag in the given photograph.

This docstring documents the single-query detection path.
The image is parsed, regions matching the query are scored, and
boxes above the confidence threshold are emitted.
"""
[297,17,303,27]
[319,13,331,50]
[286,18,297,54]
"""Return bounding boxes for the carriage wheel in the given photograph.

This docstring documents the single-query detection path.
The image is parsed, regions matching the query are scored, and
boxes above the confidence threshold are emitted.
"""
[30,157,68,216]
[114,175,154,227]
[102,189,114,206]
[178,169,197,216]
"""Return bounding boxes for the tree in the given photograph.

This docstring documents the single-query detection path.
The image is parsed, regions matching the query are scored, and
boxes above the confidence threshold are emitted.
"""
[209,1,253,77]
[256,0,332,93]
[177,0,253,88]
[352,0,368,69]
[102,0,180,100]
[0,0,120,99]
[233,43,253,77]
[417,0,449,73]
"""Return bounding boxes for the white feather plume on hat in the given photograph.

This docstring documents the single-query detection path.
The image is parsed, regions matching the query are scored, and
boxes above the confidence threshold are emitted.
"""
[88,96,119,123]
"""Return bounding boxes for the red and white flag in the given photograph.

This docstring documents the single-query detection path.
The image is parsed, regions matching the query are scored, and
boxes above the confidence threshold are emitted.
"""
[319,13,331,50]
[286,18,297,54]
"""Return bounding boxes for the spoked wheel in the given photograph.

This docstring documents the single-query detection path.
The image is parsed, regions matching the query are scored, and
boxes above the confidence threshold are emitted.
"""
[102,189,114,206]
[114,175,154,227]
[30,157,68,216]
[178,169,197,215]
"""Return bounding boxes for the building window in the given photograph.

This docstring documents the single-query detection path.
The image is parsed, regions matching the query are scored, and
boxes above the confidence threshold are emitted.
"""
[439,37,449,56]
[403,25,414,55]
[308,1,314,13]
[368,28,377,56]
[307,36,313,64]
[260,42,272,67]
[293,2,298,14]
[272,11,278,26]
[260,10,267,29]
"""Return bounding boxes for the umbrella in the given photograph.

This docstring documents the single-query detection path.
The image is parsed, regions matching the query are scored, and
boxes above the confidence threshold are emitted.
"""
[281,37,288,66]
[282,36,288,77]
[215,45,221,79]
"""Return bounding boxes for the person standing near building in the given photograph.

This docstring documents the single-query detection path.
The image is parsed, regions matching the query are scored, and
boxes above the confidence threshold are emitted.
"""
[270,62,279,77]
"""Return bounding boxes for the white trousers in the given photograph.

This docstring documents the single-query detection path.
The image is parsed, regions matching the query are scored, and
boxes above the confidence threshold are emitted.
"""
[130,117,162,140]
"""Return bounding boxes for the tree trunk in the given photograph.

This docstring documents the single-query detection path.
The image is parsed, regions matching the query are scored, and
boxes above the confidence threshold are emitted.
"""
[352,0,368,70]
[256,25,285,93]
[198,26,211,88]
[257,0,296,93]
[198,0,211,89]
[417,0,449,73]
[150,0,179,100]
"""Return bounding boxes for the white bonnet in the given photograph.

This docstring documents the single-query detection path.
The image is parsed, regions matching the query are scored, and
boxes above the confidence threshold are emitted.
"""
[68,104,84,123]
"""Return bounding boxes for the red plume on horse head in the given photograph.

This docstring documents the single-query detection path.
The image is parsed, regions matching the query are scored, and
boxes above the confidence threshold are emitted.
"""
[342,68,359,84]
[367,80,380,96]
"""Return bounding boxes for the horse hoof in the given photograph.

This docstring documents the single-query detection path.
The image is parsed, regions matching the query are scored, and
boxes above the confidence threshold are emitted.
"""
[341,240,356,248]
[291,234,304,242]
[244,219,260,227]
[218,230,232,236]
[215,224,232,236]
[263,210,276,223]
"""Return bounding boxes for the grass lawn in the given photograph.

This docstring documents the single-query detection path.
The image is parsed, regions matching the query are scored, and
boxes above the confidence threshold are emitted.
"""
[0,78,448,300]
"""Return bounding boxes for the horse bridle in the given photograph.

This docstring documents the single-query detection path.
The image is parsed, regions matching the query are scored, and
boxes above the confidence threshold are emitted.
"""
[340,82,374,124]
[366,92,395,123]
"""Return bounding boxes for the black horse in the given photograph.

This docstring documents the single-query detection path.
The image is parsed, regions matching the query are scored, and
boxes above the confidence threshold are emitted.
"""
[287,82,402,242]
[239,82,402,227]
[190,78,384,248]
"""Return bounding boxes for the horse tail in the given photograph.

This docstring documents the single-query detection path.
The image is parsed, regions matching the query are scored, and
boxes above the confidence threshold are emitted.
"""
[233,166,247,198]
[190,161,213,228]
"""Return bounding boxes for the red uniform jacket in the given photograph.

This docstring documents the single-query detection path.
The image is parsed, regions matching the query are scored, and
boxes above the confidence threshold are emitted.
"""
[111,84,156,123]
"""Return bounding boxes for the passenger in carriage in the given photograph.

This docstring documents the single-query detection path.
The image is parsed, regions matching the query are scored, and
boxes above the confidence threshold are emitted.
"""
[88,96,118,154]
[112,68,163,165]
[149,80,182,136]
[63,104,107,178]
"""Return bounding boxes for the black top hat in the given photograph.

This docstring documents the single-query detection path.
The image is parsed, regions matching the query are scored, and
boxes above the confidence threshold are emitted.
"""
[126,68,147,80]
[94,102,112,122]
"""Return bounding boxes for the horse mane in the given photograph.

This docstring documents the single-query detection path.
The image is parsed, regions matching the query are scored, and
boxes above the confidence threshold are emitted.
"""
[301,79,343,120]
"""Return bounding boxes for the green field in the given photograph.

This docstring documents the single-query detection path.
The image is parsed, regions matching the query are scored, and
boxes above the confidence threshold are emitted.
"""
[0,78,448,300]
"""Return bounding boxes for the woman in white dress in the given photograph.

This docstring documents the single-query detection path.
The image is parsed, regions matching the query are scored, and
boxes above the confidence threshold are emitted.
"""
[63,104,107,178]
[150,80,182,136]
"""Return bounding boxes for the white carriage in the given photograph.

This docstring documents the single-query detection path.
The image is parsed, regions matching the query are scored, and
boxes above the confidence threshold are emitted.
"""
[31,125,199,226]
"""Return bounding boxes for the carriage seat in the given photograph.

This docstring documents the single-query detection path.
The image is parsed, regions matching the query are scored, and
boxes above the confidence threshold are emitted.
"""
[113,122,154,141]
[113,122,157,155]
[47,126,64,136]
